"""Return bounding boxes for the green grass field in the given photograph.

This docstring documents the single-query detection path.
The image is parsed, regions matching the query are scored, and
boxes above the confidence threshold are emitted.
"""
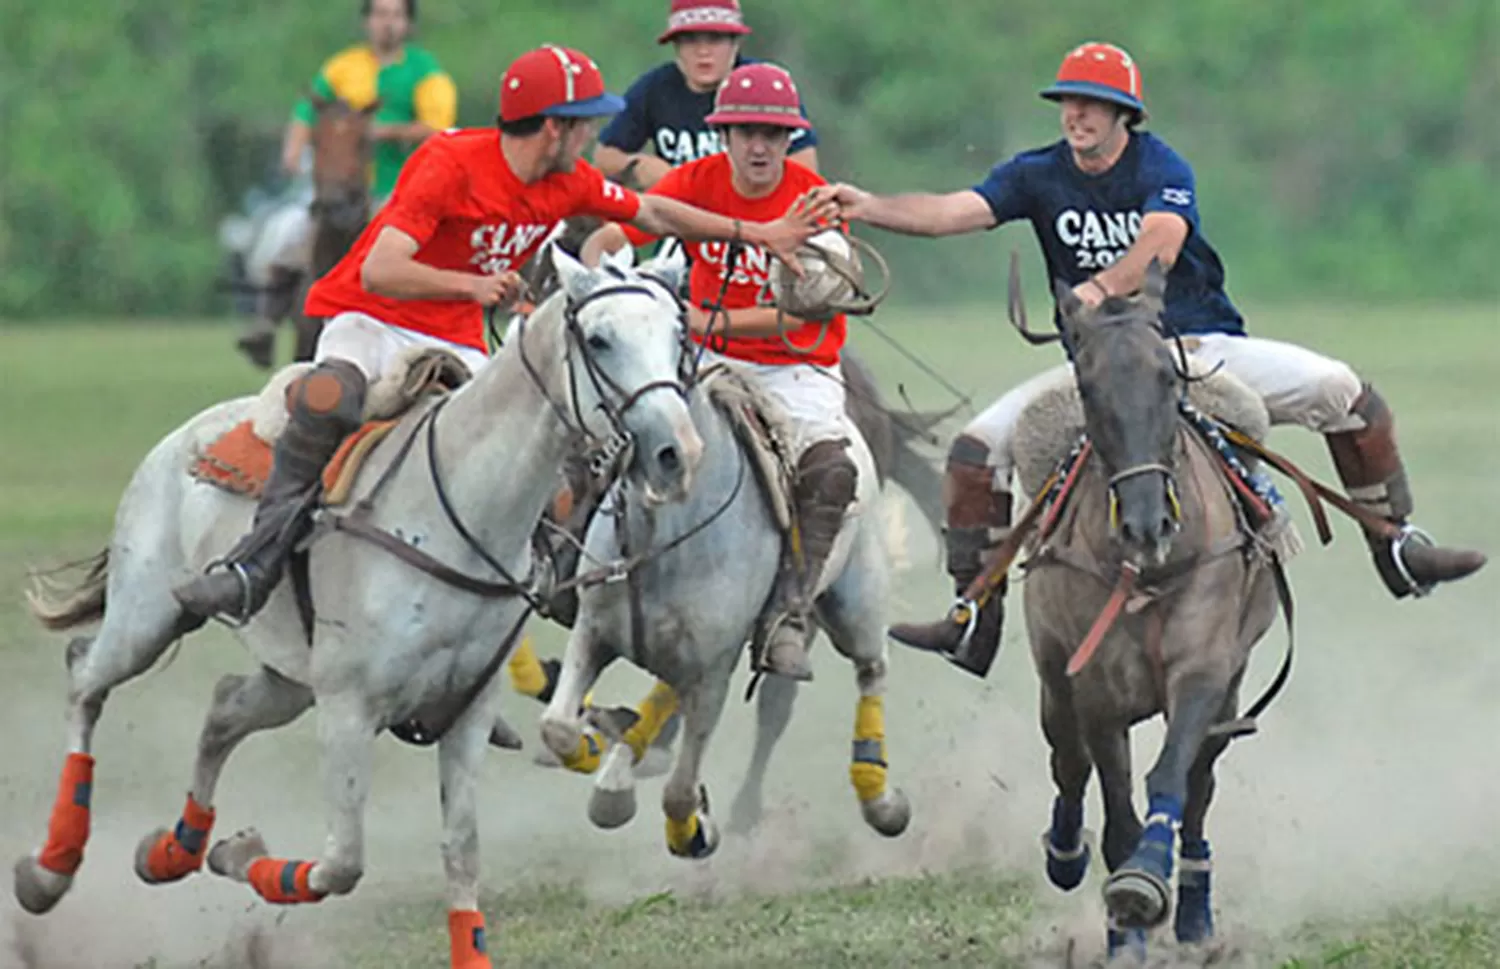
[1,305,1497,968]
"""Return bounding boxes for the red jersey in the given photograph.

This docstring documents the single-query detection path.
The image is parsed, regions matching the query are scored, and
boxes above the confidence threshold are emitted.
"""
[306,129,641,351]
[622,155,846,367]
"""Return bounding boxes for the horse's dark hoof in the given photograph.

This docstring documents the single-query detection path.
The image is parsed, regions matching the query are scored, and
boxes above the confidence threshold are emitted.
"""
[1043,831,1091,891]
[1103,866,1171,929]
[1106,924,1149,963]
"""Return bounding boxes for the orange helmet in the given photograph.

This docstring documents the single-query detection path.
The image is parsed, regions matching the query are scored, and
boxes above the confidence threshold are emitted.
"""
[1039,42,1147,120]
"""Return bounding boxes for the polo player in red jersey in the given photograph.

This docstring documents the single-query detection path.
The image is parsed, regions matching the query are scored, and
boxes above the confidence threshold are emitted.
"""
[582,61,856,681]
[175,44,833,626]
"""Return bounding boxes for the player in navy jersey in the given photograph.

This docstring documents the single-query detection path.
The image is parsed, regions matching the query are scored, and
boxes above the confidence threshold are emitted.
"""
[593,0,819,188]
[821,42,1485,678]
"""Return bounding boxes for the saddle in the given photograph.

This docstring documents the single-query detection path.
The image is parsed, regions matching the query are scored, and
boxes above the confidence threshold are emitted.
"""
[189,348,472,504]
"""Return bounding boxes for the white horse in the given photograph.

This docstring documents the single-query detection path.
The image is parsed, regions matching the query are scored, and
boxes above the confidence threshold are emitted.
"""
[14,250,699,969]
[536,334,913,857]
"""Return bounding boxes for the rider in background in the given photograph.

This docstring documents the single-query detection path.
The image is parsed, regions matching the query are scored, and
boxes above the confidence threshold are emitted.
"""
[593,0,819,189]
[235,0,458,366]
[821,41,1487,678]
[581,62,855,682]
[173,45,831,629]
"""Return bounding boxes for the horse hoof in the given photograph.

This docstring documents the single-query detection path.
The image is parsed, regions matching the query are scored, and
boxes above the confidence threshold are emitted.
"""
[539,719,582,765]
[531,746,563,769]
[488,714,524,751]
[670,814,720,860]
[860,788,911,838]
[13,855,71,915]
[588,744,638,830]
[206,828,268,882]
[1103,867,1172,929]
[634,745,673,780]
[1042,830,1092,891]
[133,827,171,885]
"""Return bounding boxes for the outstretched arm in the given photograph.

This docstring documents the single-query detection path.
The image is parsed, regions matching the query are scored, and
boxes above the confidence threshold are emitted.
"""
[822,185,996,237]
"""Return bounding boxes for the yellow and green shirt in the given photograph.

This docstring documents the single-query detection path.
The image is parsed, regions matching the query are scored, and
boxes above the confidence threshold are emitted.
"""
[292,44,458,197]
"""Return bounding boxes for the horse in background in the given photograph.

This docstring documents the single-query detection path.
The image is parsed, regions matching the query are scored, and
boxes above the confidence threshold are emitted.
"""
[237,95,376,368]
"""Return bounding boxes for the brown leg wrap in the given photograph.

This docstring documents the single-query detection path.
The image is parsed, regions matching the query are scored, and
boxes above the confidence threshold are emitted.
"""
[888,434,1010,678]
[759,439,858,681]
[1325,384,1485,597]
[173,360,367,621]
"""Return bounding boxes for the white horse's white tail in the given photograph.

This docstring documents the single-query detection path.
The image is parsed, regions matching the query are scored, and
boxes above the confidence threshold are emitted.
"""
[26,549,109,631]
[880,492,912,575]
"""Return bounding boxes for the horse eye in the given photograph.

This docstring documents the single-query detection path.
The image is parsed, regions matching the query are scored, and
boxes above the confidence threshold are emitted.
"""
[586,334,610,352]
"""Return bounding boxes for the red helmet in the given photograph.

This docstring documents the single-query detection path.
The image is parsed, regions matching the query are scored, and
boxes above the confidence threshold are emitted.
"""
[657,0,752,44]
[1039,42,1147,120]
[704,63,810,129]
[499,45,625,122]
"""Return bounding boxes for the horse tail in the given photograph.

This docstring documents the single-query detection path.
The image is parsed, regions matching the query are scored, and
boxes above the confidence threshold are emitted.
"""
[26,549,109,632]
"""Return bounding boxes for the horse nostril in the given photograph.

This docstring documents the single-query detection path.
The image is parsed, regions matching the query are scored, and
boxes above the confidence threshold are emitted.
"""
[1118,520,1137,544]
[655,445,680,475]
[1159,515,1176,536]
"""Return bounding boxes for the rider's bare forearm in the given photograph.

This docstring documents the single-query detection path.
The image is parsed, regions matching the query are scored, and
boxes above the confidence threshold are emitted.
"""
[632,196,763,247]
[692,306,808,338]
[1092,214,1189,297]
[374,122,438,144]
[855,191,995,237]
[362,249,475,301]
[594,145,671,190]
[579,224,632,268]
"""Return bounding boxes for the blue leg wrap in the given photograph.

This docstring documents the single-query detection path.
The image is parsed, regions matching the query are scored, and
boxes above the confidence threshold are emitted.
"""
[1045,796,1090,890]
[1175,837,1214,944]
[1128,793,1181,881]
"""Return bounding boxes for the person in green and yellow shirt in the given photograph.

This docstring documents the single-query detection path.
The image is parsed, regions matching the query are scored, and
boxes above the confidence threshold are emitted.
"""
[281,0,458,201]
[238,0,457,369]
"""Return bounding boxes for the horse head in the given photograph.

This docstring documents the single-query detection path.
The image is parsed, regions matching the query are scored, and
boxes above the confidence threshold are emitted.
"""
[307,93,378,233]
[541,245,702,506]
[1054,259,1183,567]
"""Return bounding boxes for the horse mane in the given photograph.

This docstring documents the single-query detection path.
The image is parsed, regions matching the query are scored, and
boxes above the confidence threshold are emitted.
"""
[1011,357,1270,502]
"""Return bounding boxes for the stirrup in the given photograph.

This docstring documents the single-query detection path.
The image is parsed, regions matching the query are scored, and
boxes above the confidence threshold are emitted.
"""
[947,597,981,653]
[1389,524,1438,599]
[201,559,257,628]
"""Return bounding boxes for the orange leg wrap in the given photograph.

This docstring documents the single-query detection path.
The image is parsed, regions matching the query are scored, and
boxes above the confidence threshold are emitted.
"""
[38,753,94,875]
[247,857,325,904]
[448,909,492,969]
[145,795,216,882]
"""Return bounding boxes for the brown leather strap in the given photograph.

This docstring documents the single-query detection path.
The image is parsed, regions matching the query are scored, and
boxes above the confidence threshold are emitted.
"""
[1222,428,1399,542]
[329,513,531,598]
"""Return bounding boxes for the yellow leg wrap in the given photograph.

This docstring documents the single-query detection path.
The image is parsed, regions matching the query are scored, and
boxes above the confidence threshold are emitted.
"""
[665,812,701,857]
[559,729,603,775]
[507,638,548,698]
[849,694,889,804]
[622,680,680,762]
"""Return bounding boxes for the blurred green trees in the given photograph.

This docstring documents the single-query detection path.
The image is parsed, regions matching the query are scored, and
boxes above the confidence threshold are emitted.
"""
[1,0,1494,317]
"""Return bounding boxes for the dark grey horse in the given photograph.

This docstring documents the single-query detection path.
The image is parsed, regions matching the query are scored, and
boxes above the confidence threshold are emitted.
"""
[1018,263,1281,961]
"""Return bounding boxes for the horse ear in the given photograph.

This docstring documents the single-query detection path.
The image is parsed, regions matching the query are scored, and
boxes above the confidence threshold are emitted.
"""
[551,248,596,303]
[1142,257,1168,308]
[601,244,636,274]
[308,89,330,111]
[641,243,687,295]
[361,98,384,117]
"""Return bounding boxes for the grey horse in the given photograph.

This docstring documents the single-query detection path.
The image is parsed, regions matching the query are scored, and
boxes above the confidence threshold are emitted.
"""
[1016,263,1284,961]
[533,256,913,853]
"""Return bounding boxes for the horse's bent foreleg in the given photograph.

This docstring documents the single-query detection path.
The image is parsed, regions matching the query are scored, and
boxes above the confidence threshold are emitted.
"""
[1083,721,1147,958]
[727,675,798,835]
[661,677,732,860]
[539,626,615,774]
[14,589,191,914]
[1104,669,1229,931]
[136,666,312,885]
[1039,671,1093,891]
[206,692,374,904]
[586,680,679,830]
[438,682,500,969]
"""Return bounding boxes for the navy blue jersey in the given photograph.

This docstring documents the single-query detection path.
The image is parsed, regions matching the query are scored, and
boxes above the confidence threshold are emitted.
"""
[973,132,1244,337]
[599,56,819,165]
